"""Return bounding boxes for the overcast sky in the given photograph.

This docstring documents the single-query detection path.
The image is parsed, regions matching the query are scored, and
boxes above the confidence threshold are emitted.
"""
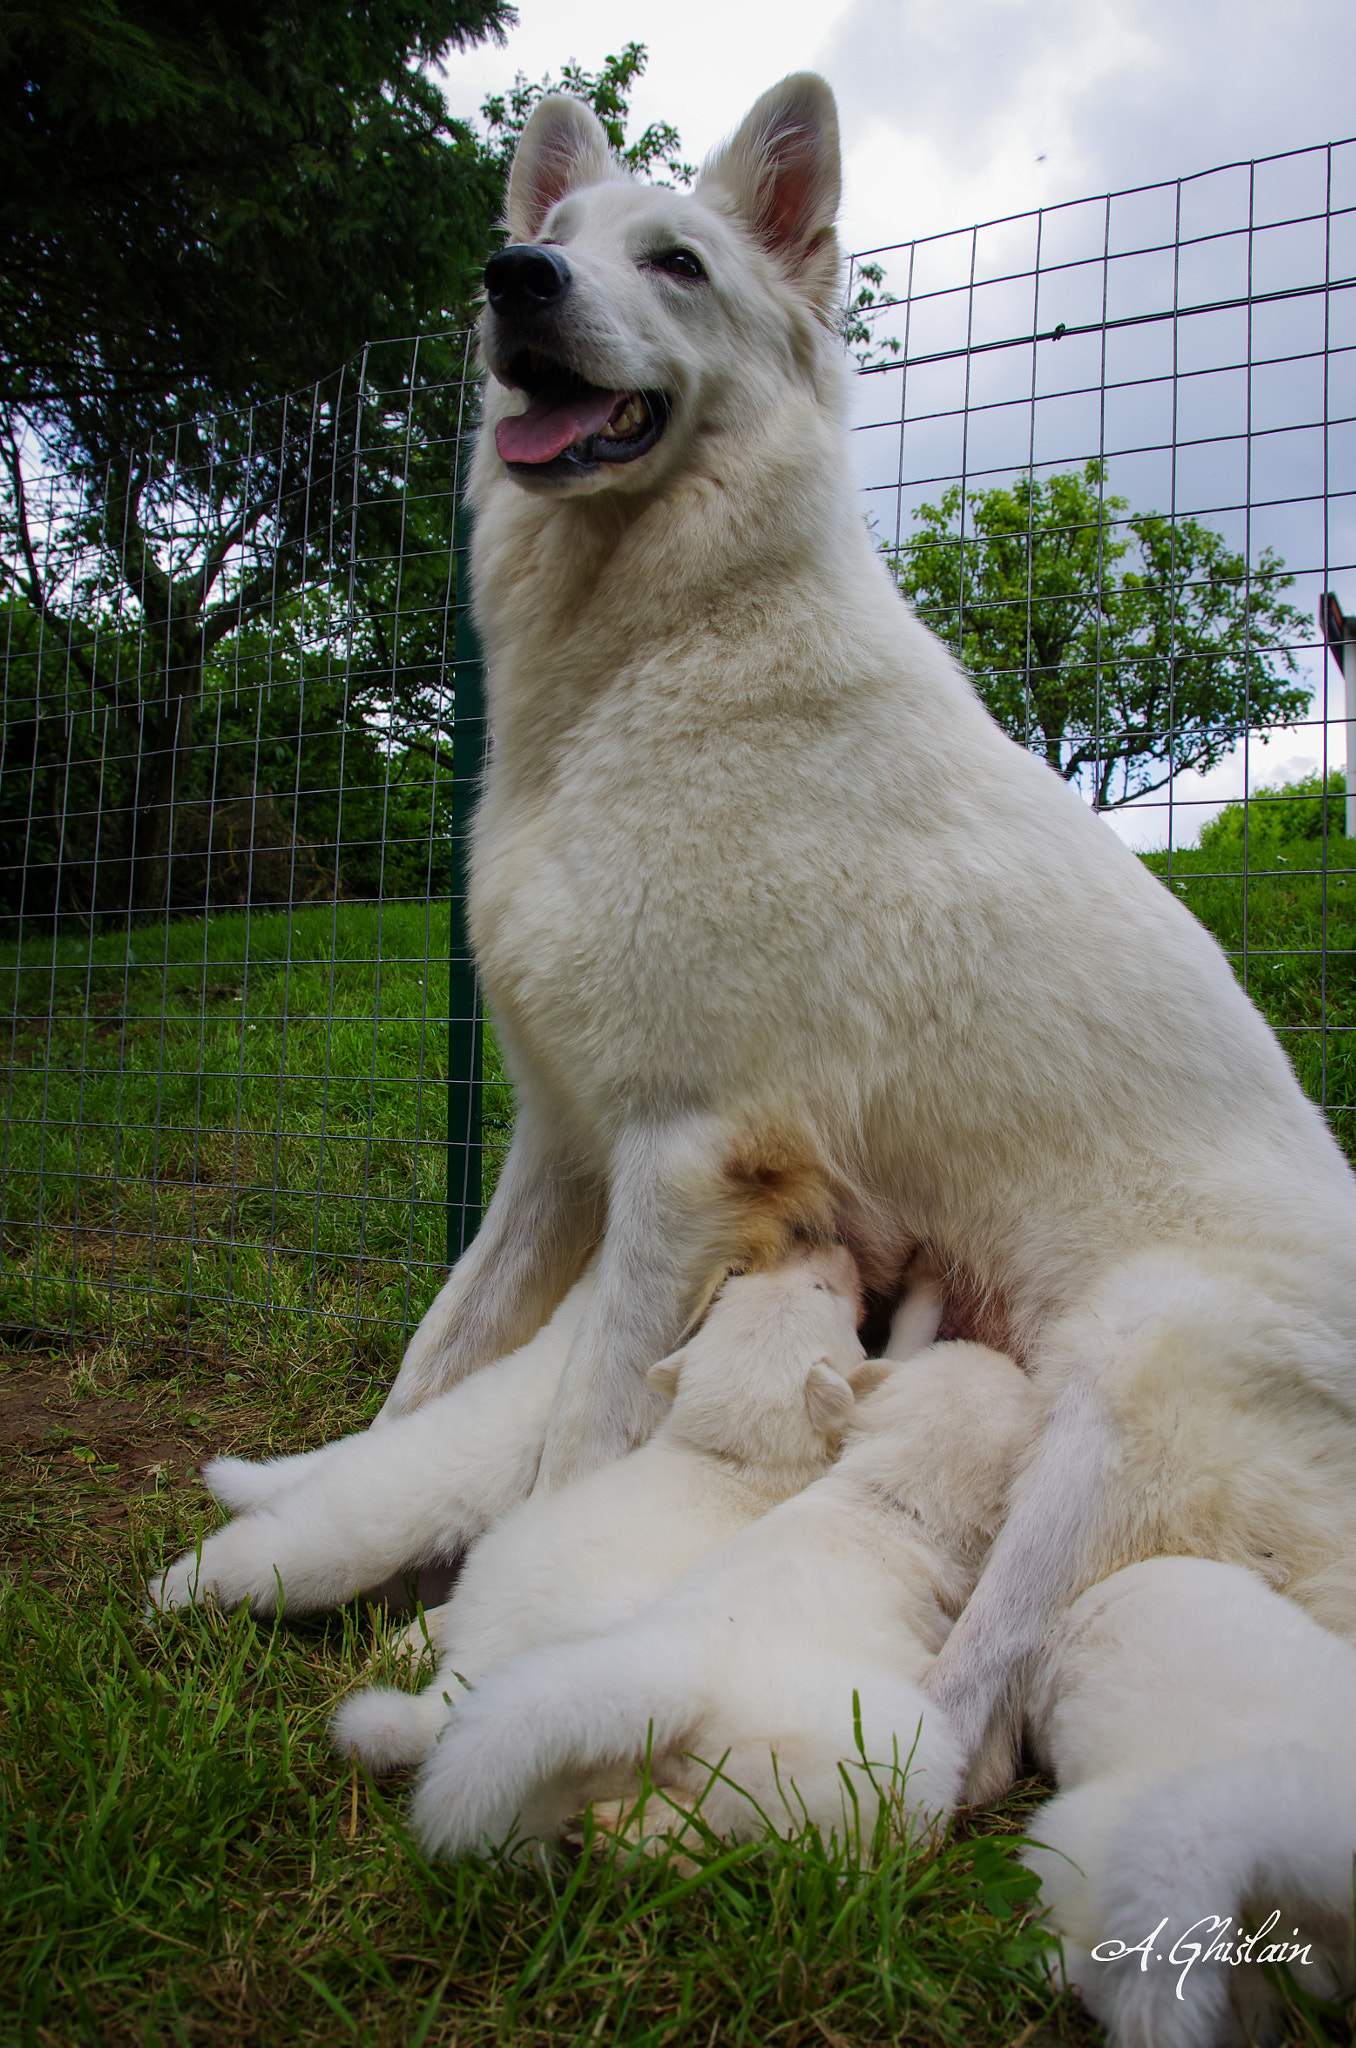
[439,0,1356,845]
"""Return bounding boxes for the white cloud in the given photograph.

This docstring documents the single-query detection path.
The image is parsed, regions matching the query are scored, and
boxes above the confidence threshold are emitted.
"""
[825,0,1356,255]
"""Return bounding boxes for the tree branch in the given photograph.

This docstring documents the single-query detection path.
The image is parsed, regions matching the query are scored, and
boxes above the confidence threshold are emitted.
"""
[0,413,97,684]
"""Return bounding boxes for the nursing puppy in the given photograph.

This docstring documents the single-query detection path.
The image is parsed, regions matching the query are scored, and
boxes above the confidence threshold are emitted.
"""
[152,1249,864,1631]
[331,1245,870,1772]
[378,71,1356,1779]
[1023,1557,1356,2048]
[402,1341,1036,1862]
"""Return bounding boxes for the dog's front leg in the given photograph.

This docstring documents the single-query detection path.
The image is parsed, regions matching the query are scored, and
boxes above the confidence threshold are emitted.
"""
[379,1105,604,1422]
[922,1365,1117,1798]
[534,1113,753,1490]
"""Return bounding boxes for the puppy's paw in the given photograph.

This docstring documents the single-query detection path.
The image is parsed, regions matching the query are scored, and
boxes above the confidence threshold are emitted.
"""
[568,1789,700,1873]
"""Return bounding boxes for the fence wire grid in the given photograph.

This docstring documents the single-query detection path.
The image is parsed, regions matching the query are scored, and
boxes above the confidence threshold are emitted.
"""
[3,135,1355,1368]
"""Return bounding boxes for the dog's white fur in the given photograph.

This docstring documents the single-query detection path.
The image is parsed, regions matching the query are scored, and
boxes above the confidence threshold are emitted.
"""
[1023,1557,1356,2047]
[329,1246,871,1772]
[401,1341,1036,1861]
[151,1247,864,1626]
[373,74,1356,1774]
[147,1274,598,1617]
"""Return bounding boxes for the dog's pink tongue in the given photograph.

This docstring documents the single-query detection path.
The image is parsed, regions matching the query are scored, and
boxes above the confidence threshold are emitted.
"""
[496,388,623,464]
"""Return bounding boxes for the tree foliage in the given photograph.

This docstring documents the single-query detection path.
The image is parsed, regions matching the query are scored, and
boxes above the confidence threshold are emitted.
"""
[0,31,695,922]
[896,463,1311,809]
[1,0,514,434]
[479,41,694,186]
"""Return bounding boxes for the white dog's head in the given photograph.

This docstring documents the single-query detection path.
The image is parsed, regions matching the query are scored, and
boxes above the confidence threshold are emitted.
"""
[478,74,843,498]
[646,1242,875,1473]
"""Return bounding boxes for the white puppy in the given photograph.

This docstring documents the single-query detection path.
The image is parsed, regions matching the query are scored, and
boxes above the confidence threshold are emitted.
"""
[1023,1556,1356,2048]
[330,1245,875,1772]
[399,1340,1036,1862]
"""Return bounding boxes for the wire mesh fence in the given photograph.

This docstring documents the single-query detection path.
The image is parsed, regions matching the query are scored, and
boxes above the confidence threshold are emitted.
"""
[2,132,1354,1368]
[0,329,500,1370]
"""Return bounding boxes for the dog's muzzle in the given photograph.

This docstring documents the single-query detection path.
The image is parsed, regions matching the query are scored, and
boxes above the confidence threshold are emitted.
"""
[484,245,670,479]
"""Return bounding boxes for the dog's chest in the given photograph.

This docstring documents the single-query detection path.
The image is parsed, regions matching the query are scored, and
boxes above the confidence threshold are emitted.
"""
[468,698,886,1119]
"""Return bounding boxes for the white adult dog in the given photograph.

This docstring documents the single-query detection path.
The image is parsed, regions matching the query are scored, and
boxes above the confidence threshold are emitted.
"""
[1023,1556,1356,2047]
[399,1341,1035,1861]
[376,72,1356,1777]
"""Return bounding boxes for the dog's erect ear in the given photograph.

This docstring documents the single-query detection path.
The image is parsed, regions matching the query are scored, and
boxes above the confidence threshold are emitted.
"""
[506,94,614,244]
[804,1358,855,1435]
[698,74,842,312]
[646,1349,686,1401]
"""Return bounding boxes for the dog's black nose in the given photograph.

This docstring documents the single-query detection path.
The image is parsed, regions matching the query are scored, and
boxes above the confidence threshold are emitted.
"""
[484,245,572,318]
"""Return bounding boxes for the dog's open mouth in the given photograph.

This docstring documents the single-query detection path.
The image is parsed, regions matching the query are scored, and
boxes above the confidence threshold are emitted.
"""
[495,355,669,474]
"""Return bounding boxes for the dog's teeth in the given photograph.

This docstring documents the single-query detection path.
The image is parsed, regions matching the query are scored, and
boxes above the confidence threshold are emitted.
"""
[599,395,645,440]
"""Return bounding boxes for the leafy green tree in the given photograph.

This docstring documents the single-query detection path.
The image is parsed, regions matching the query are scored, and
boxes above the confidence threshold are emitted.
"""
[896,462,1311,809]
[479,42,694,186]
[1,0,513,431]
[842,260,900,367]
[0,32,693,921]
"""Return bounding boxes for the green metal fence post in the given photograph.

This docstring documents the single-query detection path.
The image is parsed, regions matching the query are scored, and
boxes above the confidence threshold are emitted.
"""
[447,498,487,1264]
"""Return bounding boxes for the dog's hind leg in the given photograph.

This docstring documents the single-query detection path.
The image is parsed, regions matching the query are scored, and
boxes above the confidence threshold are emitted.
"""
[378,1101,605,1422]
[534,1112,833,1490]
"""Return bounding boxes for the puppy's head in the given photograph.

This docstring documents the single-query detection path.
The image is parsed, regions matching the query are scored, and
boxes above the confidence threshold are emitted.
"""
[648,1243,875,1473]
[479,74,843,498]
[850,1343,1038,1561]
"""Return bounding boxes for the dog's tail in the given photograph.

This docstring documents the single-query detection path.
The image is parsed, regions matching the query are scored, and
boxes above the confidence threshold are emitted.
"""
[408,1624,701,1861]
[1025,1744,1356,2048]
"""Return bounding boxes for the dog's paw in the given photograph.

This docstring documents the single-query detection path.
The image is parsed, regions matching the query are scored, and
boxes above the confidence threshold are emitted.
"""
[567,1790,700,1871]
[146,1551,212,1615]
[330,1685,448,1775]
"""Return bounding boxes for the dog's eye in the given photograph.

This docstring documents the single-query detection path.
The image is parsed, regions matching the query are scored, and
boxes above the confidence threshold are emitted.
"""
[651,249,706,283]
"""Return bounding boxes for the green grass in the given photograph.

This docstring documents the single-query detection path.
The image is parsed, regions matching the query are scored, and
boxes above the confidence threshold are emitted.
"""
[1142,830,1356,1163]
[4,1348,1350,2044]
[4,850,1356,2044]
[0,1346,1099,2047]
[0,901,512,1377]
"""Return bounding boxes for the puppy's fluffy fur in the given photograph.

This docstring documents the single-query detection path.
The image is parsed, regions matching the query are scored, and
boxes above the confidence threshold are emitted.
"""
[399,1341,1036,1861]
[369,70,1356,1778]
[330,1246,870,1772]
[1023,1557,1356,2048]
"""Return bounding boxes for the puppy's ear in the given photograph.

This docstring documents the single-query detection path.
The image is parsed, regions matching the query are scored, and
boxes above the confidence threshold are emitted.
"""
[845,1356,894,1399]
[697,74,841,312]
[507,94,614,244]
[646,1349,686,1401]
[804,1359,855,1435]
